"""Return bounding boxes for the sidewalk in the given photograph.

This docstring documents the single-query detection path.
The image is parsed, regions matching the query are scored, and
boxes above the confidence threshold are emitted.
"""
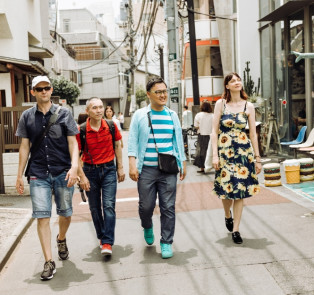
[0,195,33,272]
[1,145,314,294]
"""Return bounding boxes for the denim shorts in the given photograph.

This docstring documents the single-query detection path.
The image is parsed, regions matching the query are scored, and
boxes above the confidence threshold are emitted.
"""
[29,171,74,218]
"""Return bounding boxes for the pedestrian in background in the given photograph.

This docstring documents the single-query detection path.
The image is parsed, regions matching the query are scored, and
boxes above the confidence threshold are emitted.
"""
[182,105,193,131]
[211,72,261,244]
[77,98,125,256]
[128,76,186,259]
[77,112,88,125]
[15,76,79,280]
[105,106,123,148]
[118,111,124,130]
[193,101,213,173]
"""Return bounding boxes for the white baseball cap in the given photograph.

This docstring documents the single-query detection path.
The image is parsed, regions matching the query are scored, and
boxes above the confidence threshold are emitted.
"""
[32,76,51,89]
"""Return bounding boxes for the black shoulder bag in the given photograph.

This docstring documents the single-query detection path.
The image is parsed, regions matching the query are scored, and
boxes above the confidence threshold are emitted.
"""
[24,106,62,182]
[147,112,179,174]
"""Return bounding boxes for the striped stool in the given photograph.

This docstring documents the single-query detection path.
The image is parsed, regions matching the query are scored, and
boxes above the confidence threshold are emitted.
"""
[299,158,314,181]
[263,163,281,187]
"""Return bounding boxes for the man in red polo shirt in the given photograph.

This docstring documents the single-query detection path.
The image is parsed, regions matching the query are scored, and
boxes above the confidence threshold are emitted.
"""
[77,98,125,256]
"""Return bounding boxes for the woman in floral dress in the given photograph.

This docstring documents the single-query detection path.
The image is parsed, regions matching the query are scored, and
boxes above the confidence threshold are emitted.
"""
[211,73,262,244]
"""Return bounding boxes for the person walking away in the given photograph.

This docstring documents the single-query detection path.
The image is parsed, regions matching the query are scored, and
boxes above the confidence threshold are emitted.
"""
[211,72,261,244]
[128,76,186,259]
[193,101,213,173]
[118,112,124,130]
[182,105,193,148]
[182,105,193,130]
[15,75,79,280]
[77,98,125,256]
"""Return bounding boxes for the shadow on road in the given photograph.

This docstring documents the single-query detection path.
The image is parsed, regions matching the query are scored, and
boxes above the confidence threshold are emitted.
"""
[216,235,275,249]
[24,260,93,291]
[83,244,134,264]
[139,245,197,265]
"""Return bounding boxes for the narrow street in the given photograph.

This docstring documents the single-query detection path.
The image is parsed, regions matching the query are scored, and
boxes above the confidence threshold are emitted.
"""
[0,131,314,295]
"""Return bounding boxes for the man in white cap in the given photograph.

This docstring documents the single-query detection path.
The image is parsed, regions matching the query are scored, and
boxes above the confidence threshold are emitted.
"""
[15,75,79,280]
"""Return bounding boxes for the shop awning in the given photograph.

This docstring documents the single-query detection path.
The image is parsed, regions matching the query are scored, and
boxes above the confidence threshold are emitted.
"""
[258,0,313,22]
[0,56,48,75]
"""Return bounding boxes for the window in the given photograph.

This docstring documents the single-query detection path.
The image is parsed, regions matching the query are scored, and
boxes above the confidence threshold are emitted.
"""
[78,71,82,86]
[70,71,77,83]
[93,77,103,83]
[63,19,70,33]
[260,27,271,100]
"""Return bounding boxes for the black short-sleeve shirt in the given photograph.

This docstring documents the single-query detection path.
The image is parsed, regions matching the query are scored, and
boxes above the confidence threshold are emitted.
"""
[16,103,79,178]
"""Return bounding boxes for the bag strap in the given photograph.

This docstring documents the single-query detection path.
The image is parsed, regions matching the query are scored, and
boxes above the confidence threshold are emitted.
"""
[147,112,159,153]
[30,105,62,155]
[105,119,115,151]
[79,119,116,164]
[25,105,62,178]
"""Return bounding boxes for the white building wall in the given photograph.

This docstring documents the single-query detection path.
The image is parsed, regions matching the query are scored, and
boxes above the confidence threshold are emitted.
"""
[44,37,78,80]
[58,9,107,36]
[80,63,120,99]
[0,0,48,59]
[237,0,261,85]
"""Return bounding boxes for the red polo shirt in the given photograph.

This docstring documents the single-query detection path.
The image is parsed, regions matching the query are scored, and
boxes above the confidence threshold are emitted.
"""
[76,118,122,164]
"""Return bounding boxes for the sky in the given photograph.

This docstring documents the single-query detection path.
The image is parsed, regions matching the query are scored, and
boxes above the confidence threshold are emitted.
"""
[58,0,121,17]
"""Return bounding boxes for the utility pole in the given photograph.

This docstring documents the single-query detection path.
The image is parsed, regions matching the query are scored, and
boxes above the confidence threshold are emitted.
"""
[166,0,182,118]
[158,43,164,79]
[128,0,136,114]
[186,0,200,106]
[144,29,148,85]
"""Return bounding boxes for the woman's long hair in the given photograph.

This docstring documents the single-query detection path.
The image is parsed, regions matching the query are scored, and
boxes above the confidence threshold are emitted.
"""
[221,72,248,102]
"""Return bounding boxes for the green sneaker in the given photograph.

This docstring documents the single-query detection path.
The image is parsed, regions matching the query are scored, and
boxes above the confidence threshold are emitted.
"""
[160,243,173,259]
[143,226,154,245]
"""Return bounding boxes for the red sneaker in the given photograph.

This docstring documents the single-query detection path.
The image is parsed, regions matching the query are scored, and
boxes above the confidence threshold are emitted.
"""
[101,244,112,256]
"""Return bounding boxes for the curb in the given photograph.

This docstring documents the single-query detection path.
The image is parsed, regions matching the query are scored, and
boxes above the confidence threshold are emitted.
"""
[0,210,33,273]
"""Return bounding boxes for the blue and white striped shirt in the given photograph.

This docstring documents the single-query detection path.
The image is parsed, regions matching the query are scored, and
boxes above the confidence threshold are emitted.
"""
[143,109,174,167]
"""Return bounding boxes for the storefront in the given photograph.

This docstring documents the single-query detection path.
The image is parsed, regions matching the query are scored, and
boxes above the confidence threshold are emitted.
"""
[259,0,313,141]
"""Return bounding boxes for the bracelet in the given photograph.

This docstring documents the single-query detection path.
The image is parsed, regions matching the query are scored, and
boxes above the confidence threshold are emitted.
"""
[255,156,261,158]
[256,161,261,163]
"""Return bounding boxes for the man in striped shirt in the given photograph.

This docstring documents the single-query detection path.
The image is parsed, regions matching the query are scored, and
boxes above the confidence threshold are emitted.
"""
[128,77,186,259]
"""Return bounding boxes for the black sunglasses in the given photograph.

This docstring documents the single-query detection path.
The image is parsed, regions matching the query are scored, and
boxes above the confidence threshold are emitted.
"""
[34,86,51,92]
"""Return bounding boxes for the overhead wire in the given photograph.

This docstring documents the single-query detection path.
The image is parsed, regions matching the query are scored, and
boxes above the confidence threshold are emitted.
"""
[135,0,153,57]
[71,34,129,71]
[135,0,159,68]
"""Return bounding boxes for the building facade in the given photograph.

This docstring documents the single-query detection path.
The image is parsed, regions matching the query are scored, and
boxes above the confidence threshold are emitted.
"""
[0,0,52,107]
[58,8,129,116]
[259,0,314,140]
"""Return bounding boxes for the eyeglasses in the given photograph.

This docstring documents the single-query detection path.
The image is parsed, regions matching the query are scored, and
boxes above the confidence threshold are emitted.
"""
[150,89,168,96]
[34,86,51,92]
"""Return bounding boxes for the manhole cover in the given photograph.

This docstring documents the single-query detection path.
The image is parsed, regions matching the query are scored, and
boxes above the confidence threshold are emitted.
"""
[0,203,14,207]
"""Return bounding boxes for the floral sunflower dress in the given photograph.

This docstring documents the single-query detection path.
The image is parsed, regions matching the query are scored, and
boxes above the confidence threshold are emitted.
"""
[213,100,260,199]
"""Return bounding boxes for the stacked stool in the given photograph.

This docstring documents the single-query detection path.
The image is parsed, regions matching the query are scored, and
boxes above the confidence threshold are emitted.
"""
[299,158,314,181]
[263,163,281,186]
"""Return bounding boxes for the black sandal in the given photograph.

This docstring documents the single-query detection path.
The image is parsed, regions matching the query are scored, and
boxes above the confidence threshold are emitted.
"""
[225,211,233,232]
